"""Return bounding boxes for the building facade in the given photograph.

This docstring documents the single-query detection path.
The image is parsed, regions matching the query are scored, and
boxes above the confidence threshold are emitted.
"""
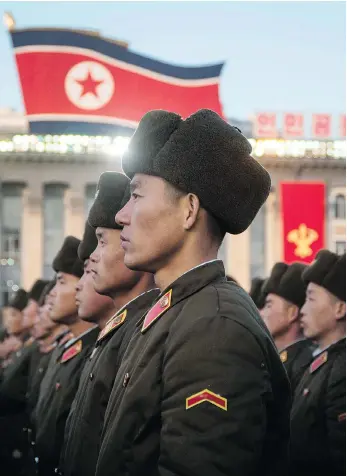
[0,126,345,306]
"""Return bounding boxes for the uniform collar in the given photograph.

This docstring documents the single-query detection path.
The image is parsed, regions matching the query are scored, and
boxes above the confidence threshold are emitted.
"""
[312,336,346,357]
[138,260,226,332]
[279,338,307,353]
[96,288,159,345]
[64,326,99,350]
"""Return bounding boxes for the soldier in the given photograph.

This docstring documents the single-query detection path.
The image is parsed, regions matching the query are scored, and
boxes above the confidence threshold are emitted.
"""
[34,236,99,476]
[0,289,28,365]
[290,250,346,476]
[249,277,266,311]
[96,109,291,476]
[261,263,315,393]
[0,280,48,411]
[0,281,48,476]
[26,279,68,420]
[61,176,157,476]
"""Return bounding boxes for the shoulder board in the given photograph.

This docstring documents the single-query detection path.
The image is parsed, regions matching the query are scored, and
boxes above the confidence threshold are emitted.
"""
[141,289,172,333]
[310,351,328,374]
[280,350,288,363]
[61,340,82,363]
[97,310,127,343]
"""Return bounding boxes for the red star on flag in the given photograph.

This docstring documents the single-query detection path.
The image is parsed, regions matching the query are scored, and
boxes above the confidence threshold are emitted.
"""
[76,70,104,98]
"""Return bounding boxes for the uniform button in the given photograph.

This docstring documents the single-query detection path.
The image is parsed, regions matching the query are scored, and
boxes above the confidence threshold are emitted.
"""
[260,362,265,368]
[90,373,94,381]
[38,367,43,373]
[123,372,130,387]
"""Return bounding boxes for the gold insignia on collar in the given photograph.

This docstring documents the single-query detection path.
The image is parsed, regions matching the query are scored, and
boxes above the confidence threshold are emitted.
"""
[141,289,172,333]
[280,350,288,363]
[97,310,127,343]
[61,340,82,364]
[186,389,227,411]
[310,351,328,374]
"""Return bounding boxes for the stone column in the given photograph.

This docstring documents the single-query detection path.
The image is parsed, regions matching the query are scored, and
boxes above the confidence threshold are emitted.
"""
[21,185,43,290]
[64,188,85,239]
[265,192,279,274]
[226,229,251,291]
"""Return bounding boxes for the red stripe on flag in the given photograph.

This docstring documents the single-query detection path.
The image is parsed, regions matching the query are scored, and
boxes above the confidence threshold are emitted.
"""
[15,52,223,122]
[280,182,326,264]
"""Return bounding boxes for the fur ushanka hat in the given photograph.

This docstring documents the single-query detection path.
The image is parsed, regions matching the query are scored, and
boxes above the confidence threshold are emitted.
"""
[88,172,130,230]
[52,236,84,278]
[302,250,346,302]
[78,221,97,263]
[262,262,307,308]
[121,109,271,234]
[29,280,50,304]
[8,288,28,311]
[249,277,266,310]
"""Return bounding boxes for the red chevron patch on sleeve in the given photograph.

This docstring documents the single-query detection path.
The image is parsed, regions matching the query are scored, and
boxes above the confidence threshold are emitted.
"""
[61,340,82,363]
[186,389,227,411]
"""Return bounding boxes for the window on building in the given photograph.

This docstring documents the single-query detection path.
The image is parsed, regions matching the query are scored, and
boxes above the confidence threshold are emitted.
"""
[43,184,65,279]
[85,184,97,219]
[250,205,266,279]
[334,194,346,219]
[0,183,23,307]
[335,241,346,255]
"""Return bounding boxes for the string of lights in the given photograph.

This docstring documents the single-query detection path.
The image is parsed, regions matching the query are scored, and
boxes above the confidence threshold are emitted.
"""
[0,135,345,159]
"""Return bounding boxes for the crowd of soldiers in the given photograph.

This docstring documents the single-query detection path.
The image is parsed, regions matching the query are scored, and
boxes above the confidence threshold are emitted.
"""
[0,108,345,476]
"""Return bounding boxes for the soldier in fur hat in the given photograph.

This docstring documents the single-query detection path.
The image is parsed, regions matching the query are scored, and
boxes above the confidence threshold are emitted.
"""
[96,109,291,476]
[0,283,48,476]
[34,236,99,476]
[0,289,29,362]
[22,280,50,337]
[261,262,315,393]
[60,174,158,476]
[290,250,346,476]
[249,277,266,311]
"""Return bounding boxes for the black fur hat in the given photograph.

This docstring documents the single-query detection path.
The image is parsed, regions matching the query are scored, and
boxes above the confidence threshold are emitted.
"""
[52,236,84,278]
[29,280,51,303]
[249,277,266,310]
[38,279,56,307]
[122,109,271,234]
[262,262,307,308]
[8,288,28,311]
[78,221,97,262]
[302,250,346,302]
[88,172,130,229]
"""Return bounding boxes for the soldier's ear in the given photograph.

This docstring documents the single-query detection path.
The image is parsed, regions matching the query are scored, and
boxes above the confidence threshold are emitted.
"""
[287,303,300,324]
[335,300,346,321]
[183,193,201,231]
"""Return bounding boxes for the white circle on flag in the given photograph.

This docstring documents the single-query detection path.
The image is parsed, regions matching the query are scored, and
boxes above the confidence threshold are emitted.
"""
[64,61,115,110]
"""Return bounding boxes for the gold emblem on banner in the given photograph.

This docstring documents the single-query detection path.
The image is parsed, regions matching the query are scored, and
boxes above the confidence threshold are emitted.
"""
[287,223,319,259]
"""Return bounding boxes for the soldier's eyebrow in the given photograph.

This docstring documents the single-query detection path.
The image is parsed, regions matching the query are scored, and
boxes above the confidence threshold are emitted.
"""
[130,177,143,193]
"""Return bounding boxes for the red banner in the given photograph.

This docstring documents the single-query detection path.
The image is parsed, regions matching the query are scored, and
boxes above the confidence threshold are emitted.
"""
[340,115,346,138]
[253,113,277,138]
[312,114,332,138]
[280,182,325,264]
[283,113,304,138]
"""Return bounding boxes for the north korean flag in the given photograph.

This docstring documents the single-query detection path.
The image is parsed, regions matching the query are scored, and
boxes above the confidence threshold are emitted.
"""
[10,28,225,135]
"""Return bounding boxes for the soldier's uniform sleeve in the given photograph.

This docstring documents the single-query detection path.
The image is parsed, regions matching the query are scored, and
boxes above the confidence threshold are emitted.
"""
[159,308,272,476]
[325,352,346,474]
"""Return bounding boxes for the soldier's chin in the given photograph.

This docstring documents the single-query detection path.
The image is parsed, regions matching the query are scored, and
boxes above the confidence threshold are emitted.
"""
[123,252,151,273]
